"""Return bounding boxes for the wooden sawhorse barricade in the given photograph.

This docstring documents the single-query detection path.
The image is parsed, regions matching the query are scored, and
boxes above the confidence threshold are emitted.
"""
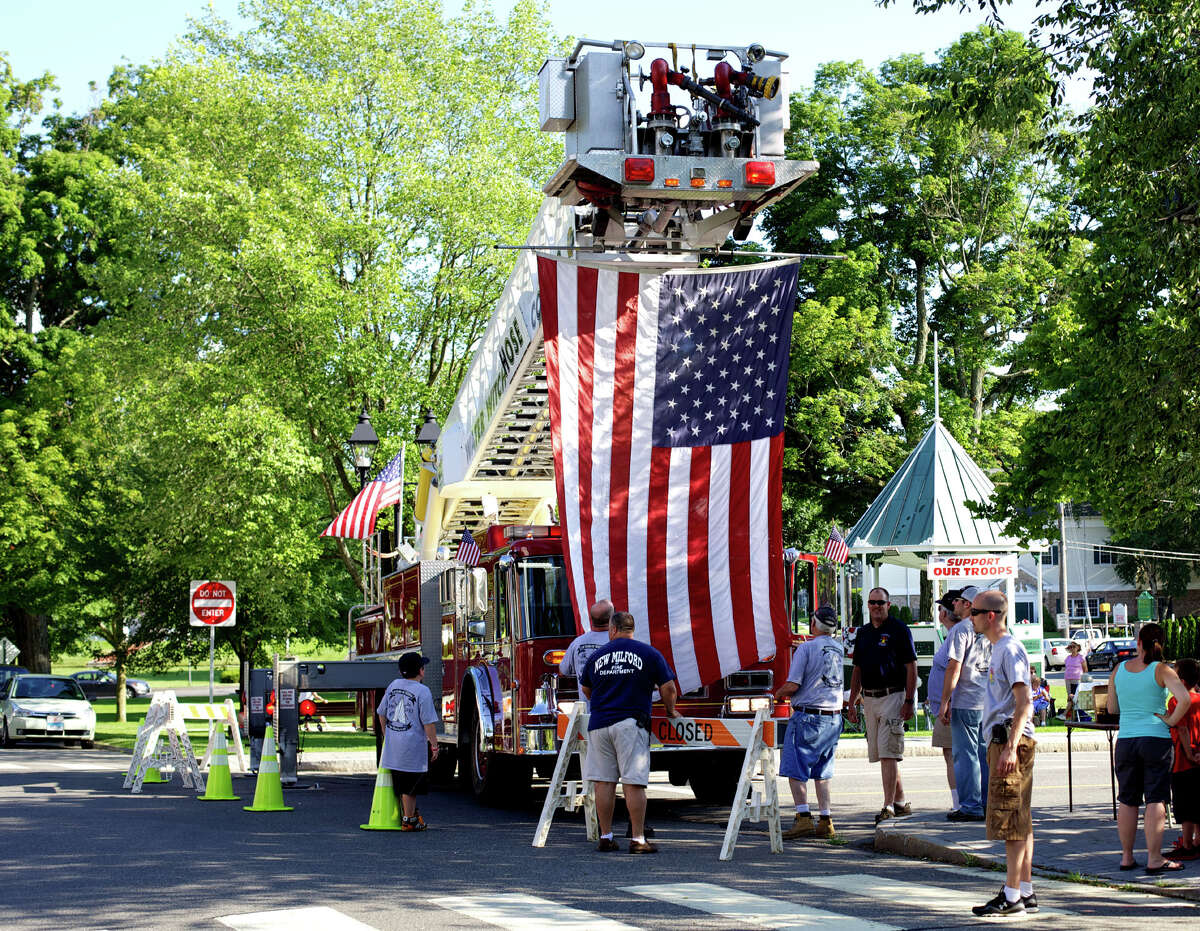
[123,692,247,793]
[532,706,781,860]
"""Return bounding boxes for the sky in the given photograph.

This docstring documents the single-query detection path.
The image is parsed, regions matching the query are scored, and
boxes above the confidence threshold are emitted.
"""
[0,0,1073,117]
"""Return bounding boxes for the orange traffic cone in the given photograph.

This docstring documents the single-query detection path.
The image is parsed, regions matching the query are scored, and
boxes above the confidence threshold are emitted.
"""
[360,767,404,830]
[243,726,293,812]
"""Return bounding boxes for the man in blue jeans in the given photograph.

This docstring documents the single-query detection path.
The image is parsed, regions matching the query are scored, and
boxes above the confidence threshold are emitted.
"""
[938,585,992,821]
[775,606,845,838]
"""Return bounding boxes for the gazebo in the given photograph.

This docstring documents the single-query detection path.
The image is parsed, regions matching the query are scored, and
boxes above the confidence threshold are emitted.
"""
[845,419,1047,628]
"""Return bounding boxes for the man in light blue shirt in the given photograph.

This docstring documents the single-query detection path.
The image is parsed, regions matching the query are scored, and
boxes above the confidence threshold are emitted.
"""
[939,585,992,820]
[928,591,961,815]
[774,606,844,839]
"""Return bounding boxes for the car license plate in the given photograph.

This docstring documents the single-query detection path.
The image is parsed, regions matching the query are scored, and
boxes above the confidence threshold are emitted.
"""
[46,714,64,731]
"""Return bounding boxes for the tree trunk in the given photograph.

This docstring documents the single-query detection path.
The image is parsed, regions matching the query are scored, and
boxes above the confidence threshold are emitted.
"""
[113,648,130,723]
[919,574,934,624]
[5,605,51,673]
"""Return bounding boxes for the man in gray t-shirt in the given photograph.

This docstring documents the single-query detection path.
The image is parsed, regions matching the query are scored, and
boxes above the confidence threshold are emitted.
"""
[377,652,440,831]
[938,586,993,820]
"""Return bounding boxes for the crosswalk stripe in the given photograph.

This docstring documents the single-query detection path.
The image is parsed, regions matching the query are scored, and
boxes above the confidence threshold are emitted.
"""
[217,906,378,930]
[623,882,898,931]
[793,874,1070,917]
[430,893,641,930]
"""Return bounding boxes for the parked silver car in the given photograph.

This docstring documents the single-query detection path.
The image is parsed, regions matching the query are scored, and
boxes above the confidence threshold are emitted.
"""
[1,675,96,748]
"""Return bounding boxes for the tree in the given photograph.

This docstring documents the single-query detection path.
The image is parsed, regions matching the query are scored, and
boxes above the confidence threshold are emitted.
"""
[764,28,1067,549]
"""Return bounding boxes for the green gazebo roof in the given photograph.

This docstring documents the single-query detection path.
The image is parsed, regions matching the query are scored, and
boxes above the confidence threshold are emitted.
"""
[846,420,1029,556]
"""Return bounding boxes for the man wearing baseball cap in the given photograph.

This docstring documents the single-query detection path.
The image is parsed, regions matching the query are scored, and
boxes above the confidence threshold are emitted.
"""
[775,606,845,839]
[929,591,962,815]
[377,651,439,831]
[939,585,992,821]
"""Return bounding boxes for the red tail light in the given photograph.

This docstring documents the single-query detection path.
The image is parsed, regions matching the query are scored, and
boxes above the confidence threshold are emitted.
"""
[624,157,655,183]
[744,161,775,186]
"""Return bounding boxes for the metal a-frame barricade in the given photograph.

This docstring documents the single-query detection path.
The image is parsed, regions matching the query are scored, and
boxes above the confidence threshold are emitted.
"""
[719,707,782,860]
[532,703,598,846]
[124,694,204,793]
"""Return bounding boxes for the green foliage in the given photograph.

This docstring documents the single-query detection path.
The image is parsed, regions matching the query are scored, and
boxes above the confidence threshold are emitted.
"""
[898,605,914,624]
[1161,616,1198,661]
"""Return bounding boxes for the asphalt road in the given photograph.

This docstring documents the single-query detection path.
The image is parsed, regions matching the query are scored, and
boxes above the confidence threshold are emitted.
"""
[1,743,1196,930]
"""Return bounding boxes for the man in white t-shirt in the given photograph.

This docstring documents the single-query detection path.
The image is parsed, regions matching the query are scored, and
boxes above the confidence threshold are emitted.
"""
[560,599,614,681]
[377,652,439,831]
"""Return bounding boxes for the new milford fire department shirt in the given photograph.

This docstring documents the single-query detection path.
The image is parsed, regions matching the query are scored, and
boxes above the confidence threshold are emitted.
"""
[377,677,438,773]
[580,637,675,732]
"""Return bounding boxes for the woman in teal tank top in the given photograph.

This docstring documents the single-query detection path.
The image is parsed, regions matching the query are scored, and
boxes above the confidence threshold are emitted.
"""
[1108,623,1191,873]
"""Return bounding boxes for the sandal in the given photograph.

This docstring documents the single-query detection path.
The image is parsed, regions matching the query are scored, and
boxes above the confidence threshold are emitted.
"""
[1145,860,1184,875]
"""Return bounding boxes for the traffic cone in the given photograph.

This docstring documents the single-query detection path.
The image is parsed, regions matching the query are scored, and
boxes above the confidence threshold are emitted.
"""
[359,767,404,831]
[243,726,293,812]
[142,736,168,784]
[198,729,240,802]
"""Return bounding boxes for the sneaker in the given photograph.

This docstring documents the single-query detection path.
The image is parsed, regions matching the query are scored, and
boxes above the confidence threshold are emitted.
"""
[628,840,658,854]
[596,838,620,852]
[783,814,816,839]
[948,809,986,822]
[875,807,894,825]
[972,889,1025,918]
[815,815,836,838]
[894,801,912,817]
[401,816,427,832]
[1022,892,1038,913]
[1165,841,1199,861]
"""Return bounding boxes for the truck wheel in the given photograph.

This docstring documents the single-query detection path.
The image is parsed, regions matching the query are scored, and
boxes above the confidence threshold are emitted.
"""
[689,755,744,805]
[468,711,505,804]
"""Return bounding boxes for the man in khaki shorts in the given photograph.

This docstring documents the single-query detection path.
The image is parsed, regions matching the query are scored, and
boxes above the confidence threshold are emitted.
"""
[848,588,918,824]
[970,590,1038,918]
[928,591,961,815]
[579,612,679,854]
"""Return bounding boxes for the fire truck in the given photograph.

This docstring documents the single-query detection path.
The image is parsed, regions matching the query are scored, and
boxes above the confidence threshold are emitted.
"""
[273,38,822,800]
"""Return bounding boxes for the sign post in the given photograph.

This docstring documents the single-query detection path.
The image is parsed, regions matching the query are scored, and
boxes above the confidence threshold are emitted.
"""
[189,581,237,702]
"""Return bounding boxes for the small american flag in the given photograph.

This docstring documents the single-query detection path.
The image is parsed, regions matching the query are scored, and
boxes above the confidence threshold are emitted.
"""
[536,255,800,695]
[456,529,480,566]
[822,525,850,564]
[321,452,404,540]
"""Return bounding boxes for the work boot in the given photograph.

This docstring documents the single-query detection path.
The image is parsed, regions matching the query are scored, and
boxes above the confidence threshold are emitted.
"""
[815,815,835,838]
[783,814,816,839]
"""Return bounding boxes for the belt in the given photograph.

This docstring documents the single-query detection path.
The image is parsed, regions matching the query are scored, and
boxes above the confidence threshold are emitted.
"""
[795,706,840,716]
[862,686,903,698]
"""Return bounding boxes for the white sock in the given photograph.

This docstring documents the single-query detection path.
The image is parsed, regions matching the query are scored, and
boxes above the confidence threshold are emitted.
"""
[951,789,960,808]
[632,835,645,844]
[819,808,830,816]
[884,804,895,813]
[601,832,613,841]
[1020,882,1033,897]
[796,804,810,815]
[1003,886,1021,903]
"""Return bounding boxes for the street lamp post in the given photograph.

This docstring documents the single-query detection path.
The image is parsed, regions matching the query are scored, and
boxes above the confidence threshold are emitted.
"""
[348,409,380,489]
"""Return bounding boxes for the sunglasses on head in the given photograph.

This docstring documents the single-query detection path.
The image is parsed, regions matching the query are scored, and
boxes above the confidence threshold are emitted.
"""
[866,599,887,606]
[970,607,994,616]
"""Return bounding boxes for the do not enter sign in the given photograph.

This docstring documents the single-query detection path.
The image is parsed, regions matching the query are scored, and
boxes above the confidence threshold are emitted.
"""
[190,580,237,627]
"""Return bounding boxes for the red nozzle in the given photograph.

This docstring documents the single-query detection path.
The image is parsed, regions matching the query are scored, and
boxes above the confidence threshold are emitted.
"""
[649,57,673,116]
[714,61,733,100]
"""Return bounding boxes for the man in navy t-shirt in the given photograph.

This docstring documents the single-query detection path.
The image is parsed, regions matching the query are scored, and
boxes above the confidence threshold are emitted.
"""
[580,611,679,854]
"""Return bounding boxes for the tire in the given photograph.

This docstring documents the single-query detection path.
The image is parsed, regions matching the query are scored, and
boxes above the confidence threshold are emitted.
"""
[126,686,137,700]
[689,754,744,805]
[467,709,505,805]
[81,739,95,749]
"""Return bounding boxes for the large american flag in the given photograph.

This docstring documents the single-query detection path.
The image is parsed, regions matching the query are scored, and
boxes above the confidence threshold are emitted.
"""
[536,255,800,694]
[320,451,404,539]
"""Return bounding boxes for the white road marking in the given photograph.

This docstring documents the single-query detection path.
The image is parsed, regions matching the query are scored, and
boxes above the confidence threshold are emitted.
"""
[793,874,1070,917]
[217,906,378,930]
[623,882,898,931]
[430,893,641,930]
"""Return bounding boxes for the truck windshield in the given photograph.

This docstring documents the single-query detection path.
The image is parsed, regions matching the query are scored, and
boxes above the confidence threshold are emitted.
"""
[518,556,577,639]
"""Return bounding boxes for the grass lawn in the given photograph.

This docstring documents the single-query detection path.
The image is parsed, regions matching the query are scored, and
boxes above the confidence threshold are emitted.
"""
[91,697,376,753]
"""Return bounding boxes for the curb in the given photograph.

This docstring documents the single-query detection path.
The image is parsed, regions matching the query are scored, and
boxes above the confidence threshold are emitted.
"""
[873,826,1200,904]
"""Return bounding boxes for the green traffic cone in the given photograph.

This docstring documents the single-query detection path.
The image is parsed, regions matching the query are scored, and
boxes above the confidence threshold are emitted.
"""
[198,729,240,802]
[243,726,294,812]
[360,767,405,831]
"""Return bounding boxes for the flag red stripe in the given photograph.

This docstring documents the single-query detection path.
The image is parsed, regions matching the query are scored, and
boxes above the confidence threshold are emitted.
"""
[687,447,719,686]
[608,271,639,613]
[727,440,758,670]
[645,446,677,675]
[766,433,789,648]
[537,255,583,634]
[575,266,598,612]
